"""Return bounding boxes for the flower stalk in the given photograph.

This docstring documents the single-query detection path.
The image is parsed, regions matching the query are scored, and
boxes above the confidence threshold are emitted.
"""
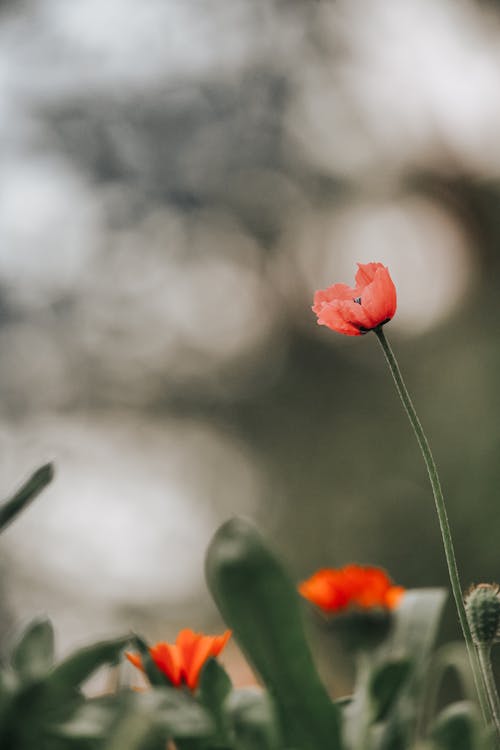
[477,644,500,739]
[373,326,491,728]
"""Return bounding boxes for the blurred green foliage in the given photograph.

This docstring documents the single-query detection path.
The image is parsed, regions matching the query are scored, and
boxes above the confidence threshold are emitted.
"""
[0,462,497,749]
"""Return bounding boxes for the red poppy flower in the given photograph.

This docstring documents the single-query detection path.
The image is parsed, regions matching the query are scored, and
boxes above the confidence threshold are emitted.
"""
[126,628,231,690]
[299,564,404,613]
[312,262,397,336]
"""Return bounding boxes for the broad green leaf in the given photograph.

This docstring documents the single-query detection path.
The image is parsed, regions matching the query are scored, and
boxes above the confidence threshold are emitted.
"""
[387,589,448,684]
[205,517,341,750]
[46,636,130,696]
[374,589,447,750]
[431,701,482,750]
[226,688,282,750]
[198,657,232,739]
[343,654,407,750]
[369,658,412,722]
[0,463,54,533]
[11,618,55,681]
[383,589,448,711]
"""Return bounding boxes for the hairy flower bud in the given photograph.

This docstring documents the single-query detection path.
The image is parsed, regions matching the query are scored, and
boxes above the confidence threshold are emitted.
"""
[465,584,500,646]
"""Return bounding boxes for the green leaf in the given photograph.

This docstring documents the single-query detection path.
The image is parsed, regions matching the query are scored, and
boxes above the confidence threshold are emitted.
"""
[0,463,54,533]
[133,687,215,738]
[2,637,129,748]
[369,658,412,722]
[431,701,482,750]
[54,688,214,750]
[205,517,341,750]
[103,710,158,750]
[0,668,17,735]
[382,588,448,712]
[51,695,118,739]
[104,688,215,750]
[387,589,448,683]
[11,618,55,682]
[226,688,283,750]
[0,681,57,749]
[46,636,130,695]
[420,642,478,735]
[198,658,232,739]
[374,589,447,750]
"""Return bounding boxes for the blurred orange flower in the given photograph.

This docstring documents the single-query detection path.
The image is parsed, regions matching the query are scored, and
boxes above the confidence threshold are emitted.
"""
[312,262,397,336]
[299,564,404,613]
[126,628,231,690]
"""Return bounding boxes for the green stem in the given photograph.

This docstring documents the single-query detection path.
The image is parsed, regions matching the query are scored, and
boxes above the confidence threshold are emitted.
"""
[351,652,373,750]
[373,327,491,728]
[477,645,500,742]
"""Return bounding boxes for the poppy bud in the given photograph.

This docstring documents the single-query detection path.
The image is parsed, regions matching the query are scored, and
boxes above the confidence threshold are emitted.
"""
[465,584,500,646]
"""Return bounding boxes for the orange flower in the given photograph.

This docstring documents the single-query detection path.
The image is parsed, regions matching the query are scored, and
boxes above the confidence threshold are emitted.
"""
[312,262,397,336]
[299,564,404,613]
[126,628,231,690]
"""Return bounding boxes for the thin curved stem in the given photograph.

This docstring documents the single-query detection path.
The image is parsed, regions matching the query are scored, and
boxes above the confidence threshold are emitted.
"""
[374,327,491,728]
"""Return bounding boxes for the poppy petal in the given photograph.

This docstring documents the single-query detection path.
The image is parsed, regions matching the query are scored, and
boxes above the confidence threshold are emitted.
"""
[185,638,218,690]
[315,299,371,335]
[125,652,144,671]
[312,283,358,314]
[174,628,232,690]
[211,630,232,655]
[299,569,351,611]
[355,262,386,287]
[176,628,200,666]
[300,564,404,613]
[184,631,231,690]
[360,267,397,325]
[385,586,405,609]
[150,643,183,686]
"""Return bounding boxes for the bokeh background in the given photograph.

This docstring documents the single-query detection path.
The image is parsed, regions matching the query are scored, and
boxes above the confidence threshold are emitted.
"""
[1,0,500,692]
